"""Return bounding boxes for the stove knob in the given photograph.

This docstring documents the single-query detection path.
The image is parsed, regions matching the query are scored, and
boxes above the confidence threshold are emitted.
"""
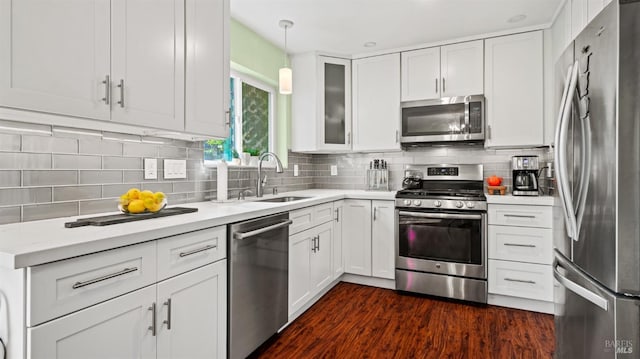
[455,201,464,208]
[466,201,475,209]
[413,200,422,206]
[434,200,442,207]
[403,199,412,206]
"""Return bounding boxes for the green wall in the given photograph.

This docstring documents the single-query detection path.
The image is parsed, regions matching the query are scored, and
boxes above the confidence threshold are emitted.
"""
[230,18,290,166]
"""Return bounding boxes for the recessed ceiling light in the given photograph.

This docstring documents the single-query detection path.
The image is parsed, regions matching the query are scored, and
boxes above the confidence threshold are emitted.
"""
[364,42,377,48]
[507,14,527,23]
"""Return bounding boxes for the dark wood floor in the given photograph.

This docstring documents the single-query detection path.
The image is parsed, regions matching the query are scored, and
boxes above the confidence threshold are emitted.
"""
[253,282,555,359]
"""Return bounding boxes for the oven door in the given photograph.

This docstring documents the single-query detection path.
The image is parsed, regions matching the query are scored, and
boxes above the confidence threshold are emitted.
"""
[396,209,487,279]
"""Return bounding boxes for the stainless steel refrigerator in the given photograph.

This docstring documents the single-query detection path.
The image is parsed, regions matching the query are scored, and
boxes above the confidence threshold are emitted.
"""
[553,1,640,358]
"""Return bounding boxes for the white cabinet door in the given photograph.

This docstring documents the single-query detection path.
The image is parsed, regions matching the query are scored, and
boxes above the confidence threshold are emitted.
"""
[332,200,344,280]
[288,229,312,315]
[371,201,395,279]
[343,200,372,276]
[185,0,229,137]
[157,261,227,359]
[571,0,588,40]
[587,0,604,22]
[352,53,401,152]
[401,47,441,101]
[111,0,184,131]
[310,222,333,294]
[484,31,544,148]
[28,286,156,359]
[440,40,484,97]
[0,0,111,120]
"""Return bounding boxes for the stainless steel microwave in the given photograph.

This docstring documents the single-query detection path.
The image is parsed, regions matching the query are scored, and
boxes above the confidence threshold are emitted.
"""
[400,95,485,145]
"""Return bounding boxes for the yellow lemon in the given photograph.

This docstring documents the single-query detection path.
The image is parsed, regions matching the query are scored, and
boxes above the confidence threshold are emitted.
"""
[119,194,130,206]
[147,202,164,213]
[143,197,156,210]
[127,188,141,200]
[154,192,166,204]
[127,199,145,213]
[140,190,154,200]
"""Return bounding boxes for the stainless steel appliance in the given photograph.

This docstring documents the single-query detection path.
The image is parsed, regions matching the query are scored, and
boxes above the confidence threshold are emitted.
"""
[401,95,485,145]
[553,1,640,357]
[229,213,292,359]
[395,164,488,303]
[511,155,540,196]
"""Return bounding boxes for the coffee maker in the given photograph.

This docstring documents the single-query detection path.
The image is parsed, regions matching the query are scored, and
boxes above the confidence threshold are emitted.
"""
[512,155,539,196]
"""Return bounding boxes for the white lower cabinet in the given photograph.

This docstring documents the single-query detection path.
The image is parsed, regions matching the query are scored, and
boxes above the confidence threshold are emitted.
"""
[343,199,395,279]
[487,203,554,313]
[28,285,157,359]
[332,200,344,279]
[371,201,395,279]
[288,222,333,316]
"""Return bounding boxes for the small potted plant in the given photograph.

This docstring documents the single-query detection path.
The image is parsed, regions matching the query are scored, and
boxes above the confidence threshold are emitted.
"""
[246,148,261,166]
[230,149,241,165]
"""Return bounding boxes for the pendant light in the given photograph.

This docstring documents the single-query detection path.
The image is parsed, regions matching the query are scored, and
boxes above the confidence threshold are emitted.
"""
[278,20,294,95]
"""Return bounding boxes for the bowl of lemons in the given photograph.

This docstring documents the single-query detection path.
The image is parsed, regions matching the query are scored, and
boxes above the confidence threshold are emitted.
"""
[119,188,167,214]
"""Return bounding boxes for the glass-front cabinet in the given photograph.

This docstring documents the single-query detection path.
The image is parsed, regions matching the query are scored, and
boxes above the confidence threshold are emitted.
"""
[291,54,351,152]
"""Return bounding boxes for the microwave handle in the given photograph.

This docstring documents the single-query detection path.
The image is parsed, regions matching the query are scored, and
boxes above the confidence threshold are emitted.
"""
[464,97,471,134]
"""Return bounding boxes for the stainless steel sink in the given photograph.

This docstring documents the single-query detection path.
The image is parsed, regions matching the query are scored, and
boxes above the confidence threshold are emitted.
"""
[255,196,312,203]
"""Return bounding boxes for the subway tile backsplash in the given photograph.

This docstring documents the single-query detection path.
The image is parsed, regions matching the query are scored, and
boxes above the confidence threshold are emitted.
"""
[0,119,552,225]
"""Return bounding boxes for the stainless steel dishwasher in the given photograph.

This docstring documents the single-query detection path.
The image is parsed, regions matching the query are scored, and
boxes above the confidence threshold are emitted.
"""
[229,212,291,359]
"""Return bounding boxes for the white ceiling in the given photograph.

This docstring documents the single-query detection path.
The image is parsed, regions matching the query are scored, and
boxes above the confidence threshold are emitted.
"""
[231,0,562,56]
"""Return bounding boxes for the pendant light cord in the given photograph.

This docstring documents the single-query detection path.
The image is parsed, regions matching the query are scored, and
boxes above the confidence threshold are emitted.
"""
[283,25,288,66]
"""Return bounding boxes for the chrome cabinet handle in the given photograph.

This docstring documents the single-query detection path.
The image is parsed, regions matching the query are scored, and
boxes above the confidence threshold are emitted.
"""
[117,79,125,108]
[163,299,172,330]
[373,207,377,221]
[225,110,231,127]
[149,302,157,336]
[487,125,492,140]
[316,235,320,251]
[442,78,446,93]
[504,278,536,284]
[179,244,216,257]
[504,214,536,219]
[395,130,399,143]
[347,131,351,145]
[435,78,438,93]
[335,208,340,222]
[233,220,293,240]
[101,75,110,105]
[311,236,317,253]
[504,243,536,248]
[72,267,138,289]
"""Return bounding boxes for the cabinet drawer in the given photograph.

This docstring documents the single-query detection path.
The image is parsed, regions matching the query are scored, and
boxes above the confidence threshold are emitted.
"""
[157,226,226,281]
[488,225,552,264]
[488,259,553,302]
[488,204,552,228]
[290,207,314,235]
[27,241,156,326]
[313,202,335,225]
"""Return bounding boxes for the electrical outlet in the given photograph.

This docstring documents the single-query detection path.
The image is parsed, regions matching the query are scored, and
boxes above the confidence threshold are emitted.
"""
[144,158,157,179]
[294,164,299,177]
[163,159,187,179]
[330,165,338,176]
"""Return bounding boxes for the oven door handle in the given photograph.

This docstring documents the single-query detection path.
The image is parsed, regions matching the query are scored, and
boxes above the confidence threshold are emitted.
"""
[398,211,482,220]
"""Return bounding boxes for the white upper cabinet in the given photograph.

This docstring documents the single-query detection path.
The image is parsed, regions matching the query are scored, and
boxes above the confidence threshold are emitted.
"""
[401,47,440,101]
[0,0,111,121]
[440,40,484,97]
[484,31,544,148]
[184,0,230,138]
[571,0,588,40]
[1,0,228,138]
[352,53,401,152]
[111,0,184,131]
[400,40,483,102]
[291,54,352,152]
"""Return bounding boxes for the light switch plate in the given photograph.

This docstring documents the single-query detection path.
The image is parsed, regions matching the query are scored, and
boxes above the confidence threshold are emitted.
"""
[294,164,299,177]
[164,159,187,179]
[144,158,157,179]
[330,165,338,176]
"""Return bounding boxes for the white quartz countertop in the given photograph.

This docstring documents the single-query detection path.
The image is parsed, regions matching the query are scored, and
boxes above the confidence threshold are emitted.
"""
[0,189,396,269]
[486,194,556,206]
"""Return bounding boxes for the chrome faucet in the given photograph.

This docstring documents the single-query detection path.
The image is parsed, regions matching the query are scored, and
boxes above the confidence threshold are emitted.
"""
[256,152,284,197]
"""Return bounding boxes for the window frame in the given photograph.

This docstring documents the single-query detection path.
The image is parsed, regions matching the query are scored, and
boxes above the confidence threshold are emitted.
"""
[203,71,277,167]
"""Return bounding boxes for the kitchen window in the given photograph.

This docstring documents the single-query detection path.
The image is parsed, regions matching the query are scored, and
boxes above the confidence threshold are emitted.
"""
[204,73,275,163]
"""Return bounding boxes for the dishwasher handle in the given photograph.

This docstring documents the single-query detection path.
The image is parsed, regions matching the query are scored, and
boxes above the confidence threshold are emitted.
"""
[233,219,293,240]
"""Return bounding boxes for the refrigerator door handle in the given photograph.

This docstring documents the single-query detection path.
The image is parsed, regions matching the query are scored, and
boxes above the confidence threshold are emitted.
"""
[575,112,592,236]
[554,62,580,240]
[554,257,609,311]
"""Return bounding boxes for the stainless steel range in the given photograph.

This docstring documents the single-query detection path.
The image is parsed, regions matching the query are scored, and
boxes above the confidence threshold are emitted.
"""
[395,164,488,303]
